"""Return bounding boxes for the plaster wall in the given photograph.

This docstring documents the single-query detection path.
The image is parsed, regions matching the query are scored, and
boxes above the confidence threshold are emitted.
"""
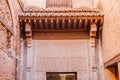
[22,0,93,8]
[27,32,92,80]
[32,39,91,80]
[94,0,120,80]
[95,0,120,63]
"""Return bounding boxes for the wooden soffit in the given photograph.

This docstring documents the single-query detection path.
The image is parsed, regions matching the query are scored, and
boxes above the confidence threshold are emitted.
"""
[104,53,120,68]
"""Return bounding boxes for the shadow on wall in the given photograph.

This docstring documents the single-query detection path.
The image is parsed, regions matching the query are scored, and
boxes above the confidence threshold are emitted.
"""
[105,65,119,80]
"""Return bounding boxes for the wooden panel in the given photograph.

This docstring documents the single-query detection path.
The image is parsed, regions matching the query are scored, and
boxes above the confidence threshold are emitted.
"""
[33,32,89,39]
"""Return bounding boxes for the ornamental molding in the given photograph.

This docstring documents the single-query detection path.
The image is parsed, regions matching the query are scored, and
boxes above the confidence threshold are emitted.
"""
[0,0,13,33]
[22,6,103,13]
[18,7,104,17]
[19,12,103,17]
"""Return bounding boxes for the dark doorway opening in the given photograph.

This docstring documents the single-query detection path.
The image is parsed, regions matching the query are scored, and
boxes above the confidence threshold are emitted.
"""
[46,72,77,80]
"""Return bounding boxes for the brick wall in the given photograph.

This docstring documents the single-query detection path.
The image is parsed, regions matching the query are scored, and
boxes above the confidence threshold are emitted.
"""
[0,22,16,80]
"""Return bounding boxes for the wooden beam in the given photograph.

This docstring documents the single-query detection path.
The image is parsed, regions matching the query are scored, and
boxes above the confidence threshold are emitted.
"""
[56,19,59,29]
[79,20,82,29]
[62,19,65,29]
[45,19,48,29]
[68,19,71,29]
[34,20,37,28]
[19,16,103,21]
[32,28,87,32]
[51,19,54,29]
[84,19,88,29]
[73,19,76,29]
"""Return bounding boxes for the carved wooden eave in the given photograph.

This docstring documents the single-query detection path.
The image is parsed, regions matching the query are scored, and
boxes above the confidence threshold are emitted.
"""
[19,7,104,16]
[0,0,14,34]
[19,8,104,47]
[104,53,120,68]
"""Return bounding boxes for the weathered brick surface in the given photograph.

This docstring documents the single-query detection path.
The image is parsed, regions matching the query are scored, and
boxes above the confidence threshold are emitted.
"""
[0,22,16,80]
[6,0,22,79]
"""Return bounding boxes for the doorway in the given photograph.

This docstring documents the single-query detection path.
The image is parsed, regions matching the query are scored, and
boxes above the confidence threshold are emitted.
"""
[46,72,77,80]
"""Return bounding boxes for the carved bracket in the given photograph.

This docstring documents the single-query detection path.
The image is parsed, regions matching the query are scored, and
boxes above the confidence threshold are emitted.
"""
[25,22,32,47]
[90,22,97,47]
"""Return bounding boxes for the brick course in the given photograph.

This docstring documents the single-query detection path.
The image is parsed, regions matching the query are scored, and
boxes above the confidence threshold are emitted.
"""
[0,22,16,80]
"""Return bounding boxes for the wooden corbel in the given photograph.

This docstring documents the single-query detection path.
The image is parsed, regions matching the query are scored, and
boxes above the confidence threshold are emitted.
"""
[90,22,97,47]
[25,22,32,47]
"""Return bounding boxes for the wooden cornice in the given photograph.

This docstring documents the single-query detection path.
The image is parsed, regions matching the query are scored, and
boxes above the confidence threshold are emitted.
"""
[19,12,103,18]
[22,7,103,13]
[104,53,120,68]
[19,8,104,47]
[18,6,104,17]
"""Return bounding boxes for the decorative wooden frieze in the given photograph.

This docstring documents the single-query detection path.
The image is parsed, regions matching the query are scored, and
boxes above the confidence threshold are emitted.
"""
[39,20,42,29]
[25,22,32,47]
